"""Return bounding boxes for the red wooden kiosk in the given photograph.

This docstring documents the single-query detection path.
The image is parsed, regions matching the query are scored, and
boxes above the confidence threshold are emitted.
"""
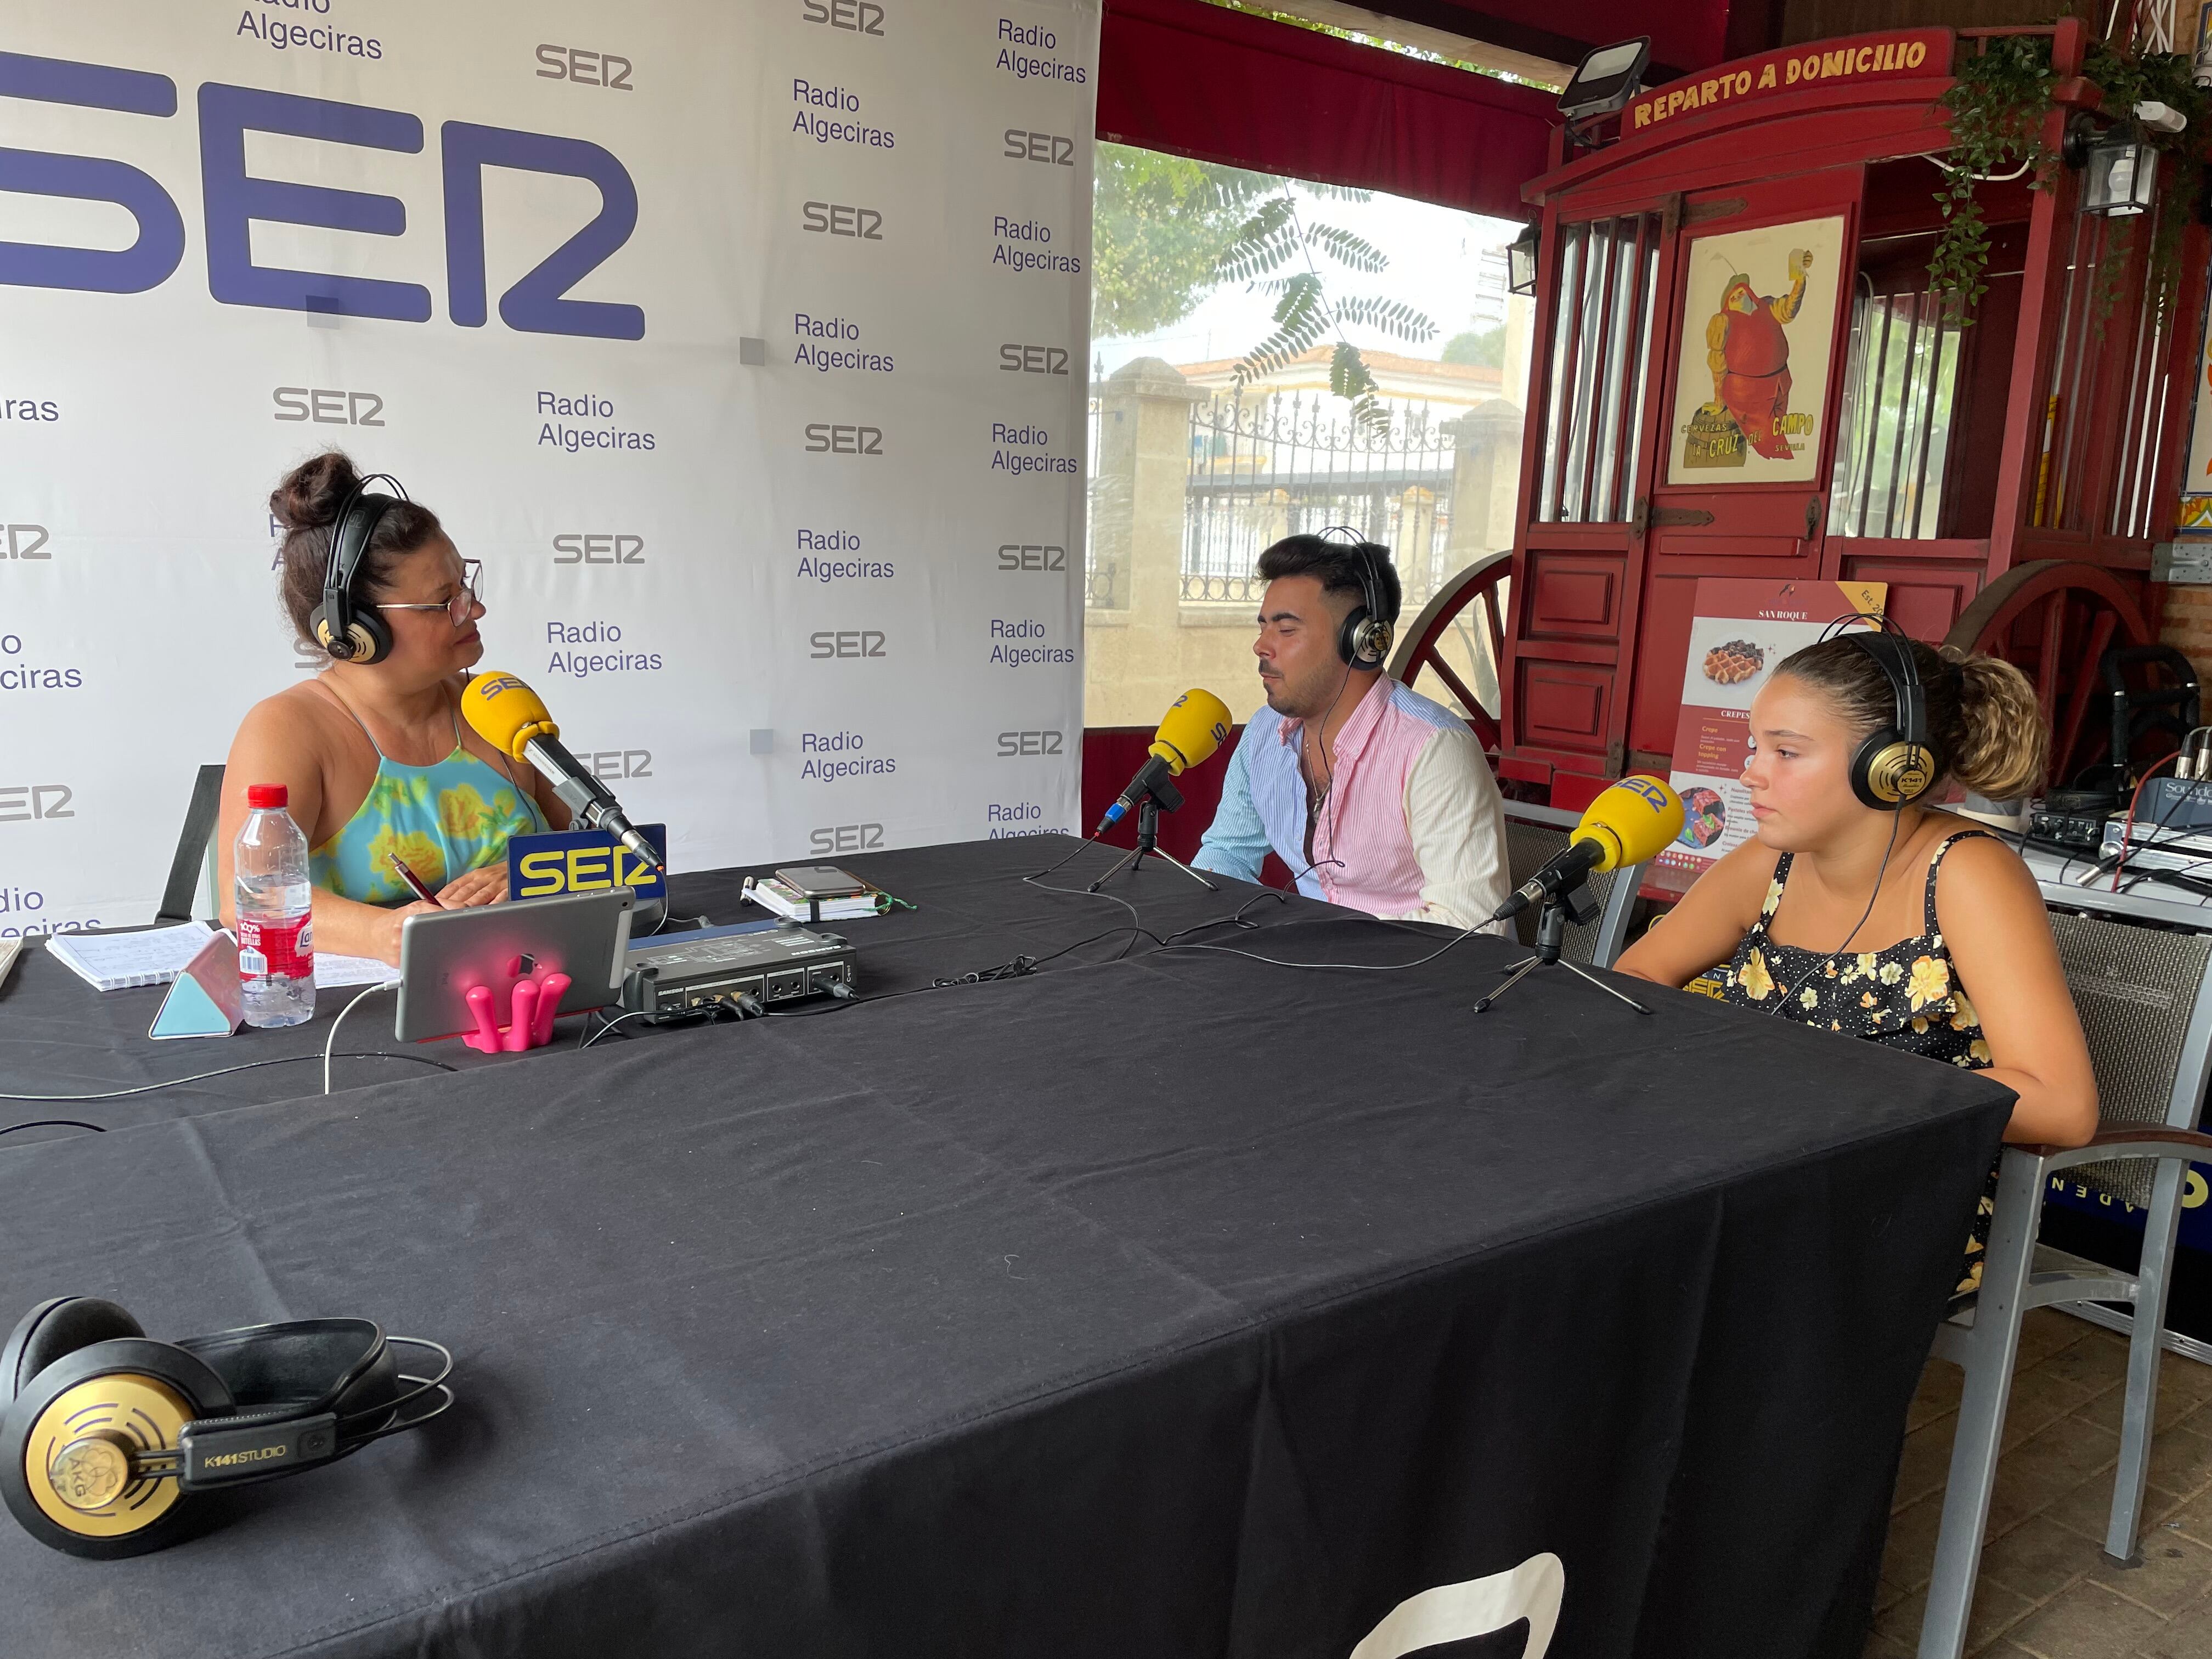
[1392,18,2200,821]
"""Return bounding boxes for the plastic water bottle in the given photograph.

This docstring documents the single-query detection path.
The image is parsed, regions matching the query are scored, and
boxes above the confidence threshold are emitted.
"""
[235,783,315,1028]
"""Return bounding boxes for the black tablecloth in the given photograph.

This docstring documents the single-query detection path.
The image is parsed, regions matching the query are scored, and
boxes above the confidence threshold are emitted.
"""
[0,839,1277,1131]
[0,837,2012,1659]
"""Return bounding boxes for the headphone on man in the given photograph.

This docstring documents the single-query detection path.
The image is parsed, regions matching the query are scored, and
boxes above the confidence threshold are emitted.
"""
[0,1296,452,1558]
[307,472,410,665]
[1837,622,1941,810]
[1317,529,1399,669]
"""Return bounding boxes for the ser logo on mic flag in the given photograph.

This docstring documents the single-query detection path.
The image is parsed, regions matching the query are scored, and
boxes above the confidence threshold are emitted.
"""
[510,826,668,901]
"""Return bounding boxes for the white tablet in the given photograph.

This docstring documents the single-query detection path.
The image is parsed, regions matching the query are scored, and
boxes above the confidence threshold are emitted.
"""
[394,889,634,1042]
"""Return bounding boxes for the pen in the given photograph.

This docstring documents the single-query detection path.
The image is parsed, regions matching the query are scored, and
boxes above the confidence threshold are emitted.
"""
[388,854,445,908]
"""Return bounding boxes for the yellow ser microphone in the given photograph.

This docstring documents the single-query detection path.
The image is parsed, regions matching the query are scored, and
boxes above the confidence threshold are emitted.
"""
[1489,775,1685,923]
[460,672,664,872]
[1097,689,1233,832]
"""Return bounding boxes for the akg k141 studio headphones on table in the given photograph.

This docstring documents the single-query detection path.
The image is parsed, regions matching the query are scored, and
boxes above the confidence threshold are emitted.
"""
[1840,627,1940,810]
[0,1296,453,1558]
[306,472,410,665]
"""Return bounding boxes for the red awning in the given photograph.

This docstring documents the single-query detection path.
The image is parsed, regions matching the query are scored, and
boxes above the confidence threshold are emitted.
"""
[1098,0,1555,221]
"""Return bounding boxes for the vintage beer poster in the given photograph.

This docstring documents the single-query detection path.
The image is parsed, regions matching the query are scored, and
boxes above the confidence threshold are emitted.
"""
[1667,215,1847,486]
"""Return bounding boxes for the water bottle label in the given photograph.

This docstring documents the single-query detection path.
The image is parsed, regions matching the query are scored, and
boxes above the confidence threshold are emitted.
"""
[237,914,313,979]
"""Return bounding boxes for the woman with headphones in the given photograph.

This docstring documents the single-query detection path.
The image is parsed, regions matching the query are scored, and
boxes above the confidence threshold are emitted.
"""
[1614,632,2096,1291]
[216,453,569,964]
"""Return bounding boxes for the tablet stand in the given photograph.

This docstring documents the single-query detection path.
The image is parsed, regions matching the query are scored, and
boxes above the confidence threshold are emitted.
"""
[461,974,572,1053]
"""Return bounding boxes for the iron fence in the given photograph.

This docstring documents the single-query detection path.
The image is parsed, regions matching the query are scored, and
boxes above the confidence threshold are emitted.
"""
[1182,393,1458,607]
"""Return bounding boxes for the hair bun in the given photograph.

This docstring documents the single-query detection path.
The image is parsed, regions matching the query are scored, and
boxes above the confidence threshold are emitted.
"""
[268,451,361,533]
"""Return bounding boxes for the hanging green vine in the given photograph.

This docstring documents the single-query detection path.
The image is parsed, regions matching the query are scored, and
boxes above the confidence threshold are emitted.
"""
[2080,42,2211,326]
[1929,35,2209,327]
[1929,35,2056,315]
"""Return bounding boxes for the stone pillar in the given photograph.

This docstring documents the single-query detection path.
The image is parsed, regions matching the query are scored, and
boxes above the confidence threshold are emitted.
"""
[1436,398,1526,713]
[1441,398,1525,566]
[1084,357,1205,726]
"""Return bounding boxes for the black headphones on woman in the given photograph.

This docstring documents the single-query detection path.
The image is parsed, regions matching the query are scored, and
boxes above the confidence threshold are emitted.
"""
[1316,529,1399,669]
[307,472,410,665]
[1838,624,1941,810]
[1,1295,453,1558]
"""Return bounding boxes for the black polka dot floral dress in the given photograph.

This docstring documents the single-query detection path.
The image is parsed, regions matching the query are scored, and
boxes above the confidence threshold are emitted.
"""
[1712,831,1998,1295]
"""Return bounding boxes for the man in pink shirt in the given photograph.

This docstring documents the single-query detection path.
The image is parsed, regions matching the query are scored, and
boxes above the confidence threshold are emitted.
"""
[1192,535,1511,930]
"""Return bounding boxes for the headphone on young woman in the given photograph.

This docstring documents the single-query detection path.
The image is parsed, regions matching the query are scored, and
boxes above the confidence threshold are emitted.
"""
[1839,624,1941,810]
[0,1295,453,1558]
[1317,529,1399,669]
[307,472,411,665]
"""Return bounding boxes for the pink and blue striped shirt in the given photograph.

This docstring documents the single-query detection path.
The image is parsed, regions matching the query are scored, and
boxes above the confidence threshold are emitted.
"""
[1193,677,1511,931]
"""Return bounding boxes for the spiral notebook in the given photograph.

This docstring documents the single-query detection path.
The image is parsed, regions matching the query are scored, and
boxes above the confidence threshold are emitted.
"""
[44,921,218,992]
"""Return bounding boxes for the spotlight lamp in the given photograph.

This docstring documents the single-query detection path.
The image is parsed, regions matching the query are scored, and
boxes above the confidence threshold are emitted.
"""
[1556,37,1651,125]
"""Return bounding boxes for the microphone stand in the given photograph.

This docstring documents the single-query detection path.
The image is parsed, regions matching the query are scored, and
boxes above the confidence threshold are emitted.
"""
[1474,873,1650,1016]
[1088,782,1217,893]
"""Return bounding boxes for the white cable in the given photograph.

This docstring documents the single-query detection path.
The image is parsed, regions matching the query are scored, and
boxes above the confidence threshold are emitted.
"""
[325,983,399,1094]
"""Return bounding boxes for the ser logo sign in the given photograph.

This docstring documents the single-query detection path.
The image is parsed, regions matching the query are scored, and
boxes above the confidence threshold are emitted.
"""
[803,0,886,36]
[997,731,1063,757]
[579,750,652,779]
[998,345,1069,376]
[997,544,1066,572]
[811,822,885,854]
[273,387,383,425]
[1003,129,1075,166]
[810,630,887,658]
[0,785,74,822]
[802,202,883,240]
[552,534,645,565]
[7,60,644,341]
[534,45,635,89]
[805,424,883,455]
[2,527,52,560]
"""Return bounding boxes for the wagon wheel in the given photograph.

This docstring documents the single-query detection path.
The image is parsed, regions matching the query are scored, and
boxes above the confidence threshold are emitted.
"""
[1943,560,2153,790]
[1387,550,1512,754]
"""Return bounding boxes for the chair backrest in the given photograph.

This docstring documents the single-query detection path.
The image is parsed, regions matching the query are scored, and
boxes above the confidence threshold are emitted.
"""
[156,764,227,925]
[1500,802,1643,968]
[2041,887,2212,1206]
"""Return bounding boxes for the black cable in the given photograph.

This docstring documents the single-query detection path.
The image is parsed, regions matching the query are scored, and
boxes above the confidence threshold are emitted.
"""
[0,1119,105,1139]
[1027,836,1103,881]
[1767,810,1904,1017]
[577,1010,656,1050]
[1157,857,1342,946]
[0,1051,456,1104]
[1158,915,1484,973]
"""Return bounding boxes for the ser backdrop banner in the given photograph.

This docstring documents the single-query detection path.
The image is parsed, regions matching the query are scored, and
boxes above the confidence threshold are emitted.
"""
[0,0,1096,934]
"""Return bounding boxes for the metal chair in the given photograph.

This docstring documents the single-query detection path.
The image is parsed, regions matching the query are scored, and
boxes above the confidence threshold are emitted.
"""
[1498,801,1643,968]
[1917,888,2212,1659]
[155,764,226,924]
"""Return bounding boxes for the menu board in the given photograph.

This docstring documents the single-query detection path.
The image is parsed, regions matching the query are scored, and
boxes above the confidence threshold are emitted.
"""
[1655,578,1887,876]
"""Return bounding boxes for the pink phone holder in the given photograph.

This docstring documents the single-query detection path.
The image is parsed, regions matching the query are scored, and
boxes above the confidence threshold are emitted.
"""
[460,973,572,1054]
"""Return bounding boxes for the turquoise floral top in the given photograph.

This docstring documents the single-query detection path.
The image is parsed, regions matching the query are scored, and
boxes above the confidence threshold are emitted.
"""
[308,692,546,904]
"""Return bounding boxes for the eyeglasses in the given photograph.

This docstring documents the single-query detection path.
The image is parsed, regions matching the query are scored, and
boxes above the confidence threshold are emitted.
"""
[373,560,482,628]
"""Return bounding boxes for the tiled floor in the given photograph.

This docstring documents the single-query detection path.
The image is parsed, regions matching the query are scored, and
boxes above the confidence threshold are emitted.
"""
[1867,1309,2212,1658]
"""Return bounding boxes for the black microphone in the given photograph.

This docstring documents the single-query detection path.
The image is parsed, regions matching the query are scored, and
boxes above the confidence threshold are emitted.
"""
[1489,840,1607,924]
[1097,753,1181,834]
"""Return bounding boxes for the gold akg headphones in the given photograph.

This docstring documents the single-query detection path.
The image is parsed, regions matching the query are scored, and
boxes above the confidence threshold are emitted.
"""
[1844,630,1940,809]
[1,1295,453,1558]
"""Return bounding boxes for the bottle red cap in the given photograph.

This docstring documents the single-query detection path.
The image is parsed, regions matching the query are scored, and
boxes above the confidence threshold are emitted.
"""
[246,785,289,810]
